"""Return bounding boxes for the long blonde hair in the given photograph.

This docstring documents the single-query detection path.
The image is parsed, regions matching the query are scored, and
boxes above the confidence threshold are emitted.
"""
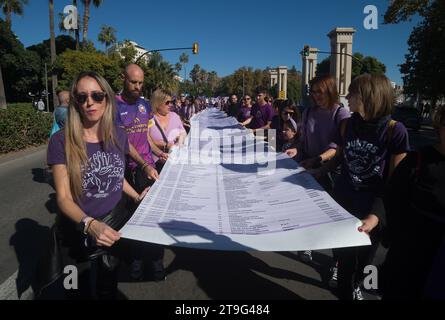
[349,74,395,121]
[65,72,118,202]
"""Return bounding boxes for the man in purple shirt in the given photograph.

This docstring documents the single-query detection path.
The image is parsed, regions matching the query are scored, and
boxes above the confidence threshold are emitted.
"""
[248,90,275,131]
[115,64,167,281]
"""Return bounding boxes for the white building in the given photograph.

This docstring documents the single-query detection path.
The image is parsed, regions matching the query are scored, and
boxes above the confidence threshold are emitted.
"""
[107,40,151,62]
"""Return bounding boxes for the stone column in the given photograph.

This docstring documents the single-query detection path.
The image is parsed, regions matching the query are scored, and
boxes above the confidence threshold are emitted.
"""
[301,47,318,106]
[277,66,288,100]
[269,68,278,89]
[328,28,356,106]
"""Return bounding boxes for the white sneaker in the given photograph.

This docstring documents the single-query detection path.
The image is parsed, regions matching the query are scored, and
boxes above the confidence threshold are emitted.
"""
[300,250,313,263]
[328,267,338,288]
[353,286,365,301]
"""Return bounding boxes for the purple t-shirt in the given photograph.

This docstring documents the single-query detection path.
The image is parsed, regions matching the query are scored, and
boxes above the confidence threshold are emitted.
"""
[335,113,410,189]
[149,112,186,162]
[238,105,252,122]
[300,105,350,159]
[47,127,130,218]
[115,96,155,170]
[250,103,275,129]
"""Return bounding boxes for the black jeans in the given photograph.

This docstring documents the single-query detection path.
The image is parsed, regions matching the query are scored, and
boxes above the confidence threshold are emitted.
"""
[125,167,164,264]
[331,177,382,300]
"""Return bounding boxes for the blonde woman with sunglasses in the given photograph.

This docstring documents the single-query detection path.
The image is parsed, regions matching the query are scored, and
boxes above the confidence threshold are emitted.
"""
[46,72,148,299]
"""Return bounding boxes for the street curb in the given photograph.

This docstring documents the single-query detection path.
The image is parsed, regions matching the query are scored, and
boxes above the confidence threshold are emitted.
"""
[0,144,48,167]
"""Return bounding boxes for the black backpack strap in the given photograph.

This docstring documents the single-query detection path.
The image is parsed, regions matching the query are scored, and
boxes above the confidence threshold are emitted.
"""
[334,104,344,125]
[154,117,169,152]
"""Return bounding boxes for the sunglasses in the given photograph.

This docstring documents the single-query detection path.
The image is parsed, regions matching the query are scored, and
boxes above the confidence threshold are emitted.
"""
[164,100,173,105]
[283,112,294,116]
[75,91,106,104]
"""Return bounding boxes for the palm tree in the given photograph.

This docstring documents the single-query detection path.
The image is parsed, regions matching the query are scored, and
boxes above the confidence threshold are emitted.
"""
[0,64,6,110]
[73,0,80,49]
[98,24,116,55]
[179,53,189,81]
[81,0,103,44]
[0,0,28,30]
[58,0,81,49]
[49,0,59,109]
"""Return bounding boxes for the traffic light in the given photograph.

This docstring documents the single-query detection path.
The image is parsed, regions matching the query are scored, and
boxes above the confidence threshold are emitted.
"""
[303,45,310,57]
[192,42,199,55]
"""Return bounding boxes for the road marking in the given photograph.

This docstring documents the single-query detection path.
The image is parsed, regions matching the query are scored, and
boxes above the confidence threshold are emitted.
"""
[0,271,34,300]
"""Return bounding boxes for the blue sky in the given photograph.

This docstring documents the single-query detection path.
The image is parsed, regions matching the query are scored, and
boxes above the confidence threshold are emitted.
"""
[4,0,419,84]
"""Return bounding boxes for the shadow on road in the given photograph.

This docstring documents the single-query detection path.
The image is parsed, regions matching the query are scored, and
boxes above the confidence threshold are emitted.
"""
[31,168,58,215]
[31,168,54,189]
[158,221,329,300]
[9,218,51,298]
[278,251,337,295]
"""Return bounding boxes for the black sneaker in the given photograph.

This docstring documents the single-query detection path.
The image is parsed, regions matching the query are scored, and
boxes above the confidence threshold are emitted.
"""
[151,260,166,282]
[130,259,144,281]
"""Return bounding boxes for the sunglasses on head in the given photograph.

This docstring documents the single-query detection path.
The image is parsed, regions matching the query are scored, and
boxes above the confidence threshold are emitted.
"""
[75,91,106,104]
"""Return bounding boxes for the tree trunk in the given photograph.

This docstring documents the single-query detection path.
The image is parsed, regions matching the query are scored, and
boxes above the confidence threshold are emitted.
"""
[73,0,80,49]
[82,0,90,43]
[6,9,11,30]
[0,64,7,110]
[49,0,59,110]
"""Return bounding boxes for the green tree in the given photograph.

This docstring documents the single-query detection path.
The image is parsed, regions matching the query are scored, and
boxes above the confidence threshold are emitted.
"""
[315,57,331,77]
[110,40,137,69]
[174,62,182,73]
[385,0,444,103]
[0,0,28,30]
[54,49,121,92]
[81,0,103,43]
[0,18,41,102]
[179,53,189,81]
[384,0,431,24]
[98,24,117,54]
[142,52,178,97]
[287,66,302,103]
[27,35,76,61]
[398,1,445,102]
[316,53,386,79]
[49,0,59,109]
[0,64,6,109]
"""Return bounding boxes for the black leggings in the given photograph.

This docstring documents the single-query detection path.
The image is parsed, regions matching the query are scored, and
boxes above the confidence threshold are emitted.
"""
[331,178,382,300]
[125,167,164,263]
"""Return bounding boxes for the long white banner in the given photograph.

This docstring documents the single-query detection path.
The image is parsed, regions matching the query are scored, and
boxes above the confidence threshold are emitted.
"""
[120,108,370,251]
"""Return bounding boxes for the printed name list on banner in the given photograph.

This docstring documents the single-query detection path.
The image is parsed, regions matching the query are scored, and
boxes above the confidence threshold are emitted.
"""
[120,108,370,251]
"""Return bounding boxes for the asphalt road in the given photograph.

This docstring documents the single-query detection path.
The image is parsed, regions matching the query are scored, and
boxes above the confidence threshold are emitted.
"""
[0,128,438,300]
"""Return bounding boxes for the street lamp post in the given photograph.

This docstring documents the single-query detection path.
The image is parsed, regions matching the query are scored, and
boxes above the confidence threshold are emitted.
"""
[135,43,199,64]
[309,50,367,72]
[45,63,50,112]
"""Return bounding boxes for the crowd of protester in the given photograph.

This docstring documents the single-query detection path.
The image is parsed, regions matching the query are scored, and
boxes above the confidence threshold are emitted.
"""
[40,64,444,300]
